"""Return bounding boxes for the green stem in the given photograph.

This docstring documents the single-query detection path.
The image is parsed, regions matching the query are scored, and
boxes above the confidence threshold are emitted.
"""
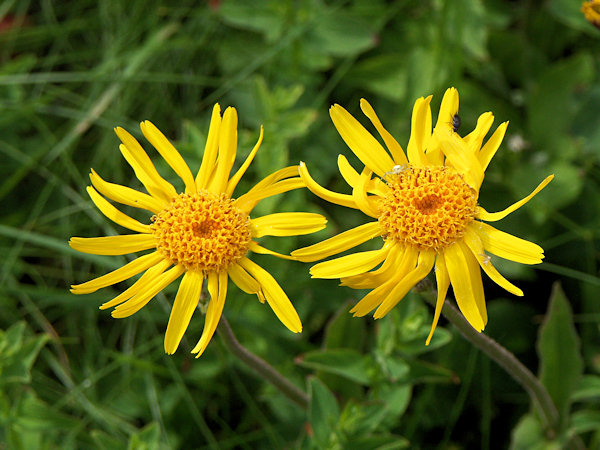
[217,315,309,410]
[425,293,560,435]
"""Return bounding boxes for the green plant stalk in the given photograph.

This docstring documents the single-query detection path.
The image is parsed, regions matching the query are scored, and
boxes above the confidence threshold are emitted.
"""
[217,315,309,410]
[426,293,560,435]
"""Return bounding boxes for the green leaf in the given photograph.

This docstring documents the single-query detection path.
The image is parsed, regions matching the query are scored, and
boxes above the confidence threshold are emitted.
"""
[127,422,161,450]
[510,414,548,450]
[570,410,600,434]
[537,282,583,423]
[308,377,340,447]
[571,375,600,402]
[324,301,367,351]
[298,349,376,385]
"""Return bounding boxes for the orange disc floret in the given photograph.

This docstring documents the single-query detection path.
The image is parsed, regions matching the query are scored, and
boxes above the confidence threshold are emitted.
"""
[378,166,477,251]
[152,191,252,272]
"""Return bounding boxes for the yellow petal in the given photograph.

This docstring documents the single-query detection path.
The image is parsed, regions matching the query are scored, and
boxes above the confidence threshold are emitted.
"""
[71,251,163,294]
[226,126,263,197]
[192,272,228,357]
[69,234,156,255]
[359,98,408,166]
[114,128,178,203]
[426,254,450,345]
[463,227,523,296]
[478,122,508,171]
[474,221,544,265]
[310,242,391,279]
[352,167,379,218]
[99,259,172,310]
[373,251,435,319]
[291,222,381,263]
[458,240,488,324]
[208,107,238,194]
[235,178,305,213]
[329,104,396,177]
[111,265,185,318]
[235,166,304,212]
[443,243,486,332]
[197,104,222,189]
[349,274,401,317]
[164,271,204,354]
[337,155,388,196]
[434,87,459,133]
[228,262,260,294]
[90,169,163,213]
[475,175,553,222]
[239,257,302,333]
[86,186,151,233]
[297,161,357,209]
[250,213,326,238]
[140,121,196,193]
[464,112,494,153]
[436,128,484,190]
[406,96,433,167]
[341,244,404,289]
[248,241,295,260]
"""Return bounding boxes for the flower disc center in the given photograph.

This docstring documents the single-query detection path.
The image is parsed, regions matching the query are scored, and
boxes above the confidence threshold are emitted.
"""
[152,191,252,272]
[378,166,477,251]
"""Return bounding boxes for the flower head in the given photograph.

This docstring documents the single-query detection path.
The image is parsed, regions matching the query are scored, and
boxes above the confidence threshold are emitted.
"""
[70,105,326,356]
[293,88,553,344]
[582,0,600,28]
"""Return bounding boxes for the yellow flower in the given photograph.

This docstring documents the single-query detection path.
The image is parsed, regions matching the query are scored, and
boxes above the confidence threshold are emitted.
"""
[70,105,326,357]
[582,0,600,28]
[292,88,553,344]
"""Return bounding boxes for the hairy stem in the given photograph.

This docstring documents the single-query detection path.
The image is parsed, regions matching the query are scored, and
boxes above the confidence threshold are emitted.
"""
[217,315,309,410]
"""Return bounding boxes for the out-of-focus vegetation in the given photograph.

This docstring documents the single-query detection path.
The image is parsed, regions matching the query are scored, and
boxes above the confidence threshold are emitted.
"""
[1,1,599,448]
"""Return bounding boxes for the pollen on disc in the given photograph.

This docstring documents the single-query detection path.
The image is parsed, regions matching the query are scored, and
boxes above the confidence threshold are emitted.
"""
[152,191,252,272]
[378,166,477,251]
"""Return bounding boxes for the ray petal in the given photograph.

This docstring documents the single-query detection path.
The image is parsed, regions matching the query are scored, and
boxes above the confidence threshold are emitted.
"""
[329,104,396,177]
[310,242,391,279]
[475,175,553,222]
[228,262,260,294]
[69,234,156,255]
[478,122,508,171]
[111,265,185,318]
[474,221,544,265]
[407,96,433,167]
[373,250,435,319]
[114,128,178,202]
[352,167,379,218]
[208,106,238,194]
[291,222,381,263]
[234,178,305,213]
[463,227,523,296]
[71,251,163,294]
[359,98,408,165]
[296,161,357,209]
[250,213,327,238]
[196,104,222,189]
[226,126,264,197]
[90,169,164,213]
[443,243,486,331]
[164,271,204,354]
[140,121,196,193]
[86,186,151,233]
[248,241,295,260]
[426,254,450,345]
[99,259,172,310]
[239,258,302,333]
[463,112,494,152]
[192,271,228,357]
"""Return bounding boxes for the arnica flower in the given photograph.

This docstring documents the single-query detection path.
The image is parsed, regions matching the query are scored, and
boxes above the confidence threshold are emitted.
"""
[292,88,553,344]
[582,0,600,28]
[70,105,326,357]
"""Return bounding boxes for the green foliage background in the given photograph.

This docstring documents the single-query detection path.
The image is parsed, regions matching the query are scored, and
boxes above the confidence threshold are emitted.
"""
[1,0,599,448]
